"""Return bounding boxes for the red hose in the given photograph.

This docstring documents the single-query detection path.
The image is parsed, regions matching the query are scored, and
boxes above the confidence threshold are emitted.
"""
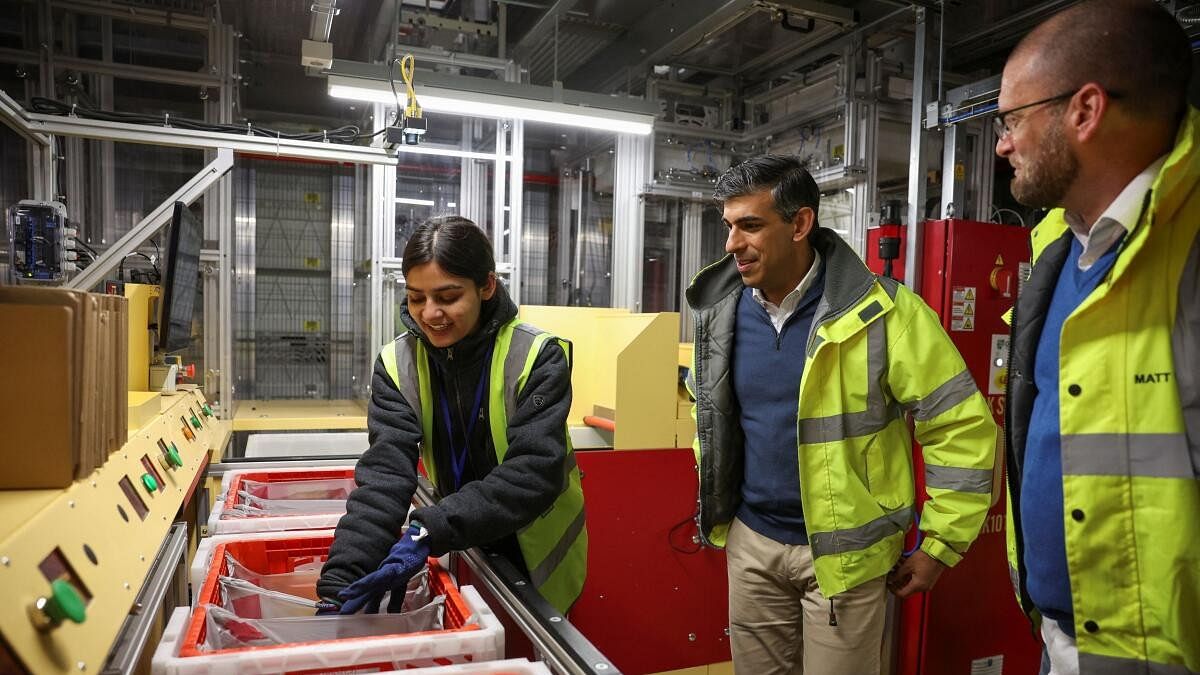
[582,415,616,432]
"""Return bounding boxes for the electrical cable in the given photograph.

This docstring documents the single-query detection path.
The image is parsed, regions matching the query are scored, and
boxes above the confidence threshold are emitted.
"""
[399,54,422,121]
[668,511,703,555]
[30,97,382,143]
[119,251,161,284]
[75,238,100,256]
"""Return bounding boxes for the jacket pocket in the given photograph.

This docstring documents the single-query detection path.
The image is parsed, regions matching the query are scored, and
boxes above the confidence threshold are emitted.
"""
[865,432,912,511]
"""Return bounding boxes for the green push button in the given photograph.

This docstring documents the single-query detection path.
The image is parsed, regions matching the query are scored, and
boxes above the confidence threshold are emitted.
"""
[190,415,202,429]
[164,445,183,468]
[202,404,213,416]
[45,580,86,624]
[141,473,158,492]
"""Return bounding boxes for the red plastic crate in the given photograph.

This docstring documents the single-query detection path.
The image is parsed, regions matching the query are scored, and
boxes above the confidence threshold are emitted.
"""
[181,533,478,658]
[220,469,356,519]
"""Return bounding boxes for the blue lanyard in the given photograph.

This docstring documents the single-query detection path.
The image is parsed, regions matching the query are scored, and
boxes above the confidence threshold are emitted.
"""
[433,344,494,492]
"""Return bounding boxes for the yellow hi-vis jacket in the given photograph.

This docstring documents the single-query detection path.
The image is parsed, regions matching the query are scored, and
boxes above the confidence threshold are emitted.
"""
[686,228,998,596]
[1005,108,1200,673]
[382,318,588,613]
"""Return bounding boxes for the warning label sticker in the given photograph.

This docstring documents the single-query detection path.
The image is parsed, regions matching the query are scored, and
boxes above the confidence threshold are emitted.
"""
[951,286,977,331]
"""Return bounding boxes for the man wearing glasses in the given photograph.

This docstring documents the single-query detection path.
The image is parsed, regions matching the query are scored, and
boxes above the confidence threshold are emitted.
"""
[996,1,1199,674]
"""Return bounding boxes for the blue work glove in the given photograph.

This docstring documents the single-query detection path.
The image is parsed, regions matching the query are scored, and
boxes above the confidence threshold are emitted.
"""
[337,522,431,615]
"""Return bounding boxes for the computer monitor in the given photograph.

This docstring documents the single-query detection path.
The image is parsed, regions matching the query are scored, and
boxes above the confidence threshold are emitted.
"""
[158,201,202,353]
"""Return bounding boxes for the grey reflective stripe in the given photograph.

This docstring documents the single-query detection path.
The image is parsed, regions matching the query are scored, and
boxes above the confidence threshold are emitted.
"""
[501,323,543,420]
[1007,564,1019,593]
[926,464,992,493]
[809,505,913,557]
[528,507,587,588]
[392,337,422,422]
[906,369,977,421]
[799,318,896,443]
[1174,230,1200,475]
[858,300,883,323]
[1061,433,1194,478]
[1077,653,1199,675]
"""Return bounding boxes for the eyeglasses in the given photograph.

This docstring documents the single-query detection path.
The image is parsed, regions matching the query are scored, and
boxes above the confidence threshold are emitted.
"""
[992,88,1122,139]
[992,91,1076,139]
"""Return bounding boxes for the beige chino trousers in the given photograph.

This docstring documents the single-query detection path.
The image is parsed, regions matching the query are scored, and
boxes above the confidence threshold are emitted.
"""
[726,517,888,675]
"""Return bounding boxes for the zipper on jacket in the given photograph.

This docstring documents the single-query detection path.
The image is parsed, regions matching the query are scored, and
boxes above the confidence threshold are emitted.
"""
[828,598,838,627]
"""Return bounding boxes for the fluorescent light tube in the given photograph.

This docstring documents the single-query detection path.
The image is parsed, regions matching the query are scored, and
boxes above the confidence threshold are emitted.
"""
[396,197,435,206]
[329,75,654,135]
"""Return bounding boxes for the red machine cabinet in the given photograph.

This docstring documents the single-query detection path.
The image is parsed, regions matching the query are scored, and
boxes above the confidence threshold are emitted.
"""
[867,218,1040,675]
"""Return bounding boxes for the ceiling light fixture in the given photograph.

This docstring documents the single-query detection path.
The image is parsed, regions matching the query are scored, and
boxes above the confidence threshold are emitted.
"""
[327,62,656,136]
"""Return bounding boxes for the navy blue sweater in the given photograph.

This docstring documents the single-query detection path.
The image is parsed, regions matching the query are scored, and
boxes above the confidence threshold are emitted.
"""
[732,271,825,545]
[1022,235,1121,638]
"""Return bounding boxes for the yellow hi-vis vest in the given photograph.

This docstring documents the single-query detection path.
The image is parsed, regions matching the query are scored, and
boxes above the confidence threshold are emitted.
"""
[1005,108,1200,673]
[381,318,588,614]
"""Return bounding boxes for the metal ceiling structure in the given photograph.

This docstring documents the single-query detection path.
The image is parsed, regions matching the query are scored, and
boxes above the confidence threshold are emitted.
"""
[0,0,1094,132]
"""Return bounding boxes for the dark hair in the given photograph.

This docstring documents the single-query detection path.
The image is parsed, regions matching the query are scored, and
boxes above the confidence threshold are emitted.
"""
[401,216,495,287]
[713,155,821,227]
[1013,0,1191,120]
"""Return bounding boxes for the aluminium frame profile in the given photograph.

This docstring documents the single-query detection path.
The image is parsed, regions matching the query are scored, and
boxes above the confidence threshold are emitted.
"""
[24,111,397,166]
[0,89,55,201]
[67,148,234,290]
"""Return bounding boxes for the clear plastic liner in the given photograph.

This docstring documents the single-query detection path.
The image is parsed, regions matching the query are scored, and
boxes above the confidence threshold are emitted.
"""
[229,493,349,517]
[398,568,433,612]
[219,577,320,619]
[223,553,323,600]
[201,597,446,651]
[221,553,432,612]
[240,478,357,501]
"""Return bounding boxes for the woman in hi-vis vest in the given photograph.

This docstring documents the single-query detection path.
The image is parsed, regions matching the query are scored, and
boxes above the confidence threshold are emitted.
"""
[317,216,587,616]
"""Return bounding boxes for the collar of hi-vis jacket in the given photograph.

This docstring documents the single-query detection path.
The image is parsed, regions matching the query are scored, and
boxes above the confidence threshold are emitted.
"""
[686,227,883,341]
[399,280,519,371]
[1027,106,1200,263]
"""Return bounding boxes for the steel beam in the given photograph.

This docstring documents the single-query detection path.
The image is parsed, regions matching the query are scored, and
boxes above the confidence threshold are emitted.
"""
[0,89,49,146]
[67,148,234,290]
[904,8,929,291]
[679,201,702,341]
[507,119,525,303]
[510,0,582,65]
[756,5,911,84]
[363,0,397,63]
[0,48,221,87]
[49,0,210,31]
[611,133,651,311]
[24,112,398,165]
[940,123,964,219]
[564,0,755,93]
[773,0,857,26]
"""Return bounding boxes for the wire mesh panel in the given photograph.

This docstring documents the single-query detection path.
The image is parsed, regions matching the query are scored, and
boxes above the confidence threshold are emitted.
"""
[241,158,335,400]
[575,170,613,307]
[330,168,355,400]
[233,165,257,399]
[521,184,552,305]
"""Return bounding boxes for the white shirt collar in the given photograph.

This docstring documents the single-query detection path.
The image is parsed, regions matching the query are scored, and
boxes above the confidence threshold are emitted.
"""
[1063,154,1166,270]
[751,250,823,333]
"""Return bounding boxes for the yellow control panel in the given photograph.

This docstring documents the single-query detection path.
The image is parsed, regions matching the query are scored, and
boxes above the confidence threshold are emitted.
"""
[0,388,220,673]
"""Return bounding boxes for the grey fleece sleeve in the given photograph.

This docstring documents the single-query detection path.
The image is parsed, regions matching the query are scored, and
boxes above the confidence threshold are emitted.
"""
[316,355,422,600]
[411,340,572,556]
